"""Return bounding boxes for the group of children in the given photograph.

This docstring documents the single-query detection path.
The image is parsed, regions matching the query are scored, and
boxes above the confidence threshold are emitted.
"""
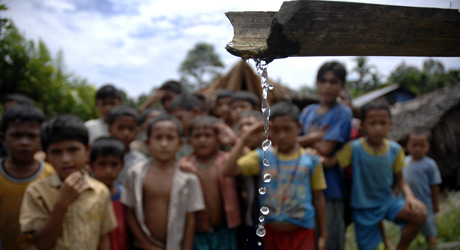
[0,61,442,250]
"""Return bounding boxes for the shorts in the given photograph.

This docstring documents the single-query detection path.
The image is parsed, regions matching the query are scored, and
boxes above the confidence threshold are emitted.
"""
[325,199,345,250]
[193,227,238,250]
[421,210,437,237]
[264,224,315,250]
[354,197,405,250]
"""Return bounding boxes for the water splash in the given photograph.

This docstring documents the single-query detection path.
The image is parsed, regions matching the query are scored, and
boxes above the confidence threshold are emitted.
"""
[263,173,272,183]
[256,224,266,237]
[258,187,267,195]
[260,206,269,215]
[259,216,265,222]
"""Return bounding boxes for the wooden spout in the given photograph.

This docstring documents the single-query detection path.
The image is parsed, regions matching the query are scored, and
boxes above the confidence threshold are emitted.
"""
[226,1,460,62]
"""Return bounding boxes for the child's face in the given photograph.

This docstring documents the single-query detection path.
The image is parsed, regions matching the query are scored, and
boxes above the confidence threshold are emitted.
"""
[189,126,218,158]
[270,115,300,153]
[109,116,138,150]
[214,97,232,121]
[46,140,89,180]
[171,108,198,136]
[146,120,182,163]
[316,71,343,105]
[4,121,41,163]
[362,109,392,144]
[91,155,123,188]
[141,110,163,133]
[96,97,122,122]
[238,115,264,149]
[231,100,254,124]
[161,90,178,111]
[407,134,430,160]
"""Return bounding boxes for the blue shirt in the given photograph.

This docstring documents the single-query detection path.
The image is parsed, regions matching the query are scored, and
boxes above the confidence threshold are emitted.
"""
[299,103,352,199]
[403,156,442,212]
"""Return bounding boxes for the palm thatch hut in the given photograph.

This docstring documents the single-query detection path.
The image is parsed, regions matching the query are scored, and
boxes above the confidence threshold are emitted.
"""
[198,60,318,108]
[389,84,460,189]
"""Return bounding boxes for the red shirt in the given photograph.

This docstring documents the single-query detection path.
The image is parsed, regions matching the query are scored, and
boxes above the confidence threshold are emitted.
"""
[110,185,129,250]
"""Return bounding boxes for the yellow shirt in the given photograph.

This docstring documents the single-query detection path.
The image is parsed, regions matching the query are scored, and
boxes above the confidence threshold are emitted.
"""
[0,160,54,250]
[19,172,117,250]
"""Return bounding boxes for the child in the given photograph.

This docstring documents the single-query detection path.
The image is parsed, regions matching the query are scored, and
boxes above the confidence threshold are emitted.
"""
[138,80,183,113]
[85,84,123,143]
[212,90,234,127]
[322,102,427,250]
[19,114,117,250]
[223,101,327,250]
[121,114,205,250]
[297,61,352,250]
[131,108,165,156]
[230,91,259,129]
[0,105,54,250]
[403,130,442,249]
[168,94,202,158]
[108,105,147,185]
[178,115,241,250]
[90,137,129,250]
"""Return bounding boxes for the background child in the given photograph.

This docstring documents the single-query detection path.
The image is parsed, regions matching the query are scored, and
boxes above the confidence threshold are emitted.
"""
[403,130,442,249]
[297,61,352,250]
[90,137,129,250]
[121,114,205,250]
[20,114,117,250]
[230,91,259,130]
[85,84,123,143]
[131,107,165,156]
[212,90,234,128]
[224,101,327,250]
[0,104,54,250]
[108,105,147,185]
[179,115,241,250]
[323,102,427,250]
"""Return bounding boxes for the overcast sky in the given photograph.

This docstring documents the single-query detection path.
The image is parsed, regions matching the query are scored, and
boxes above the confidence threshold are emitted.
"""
[4,0,460,98]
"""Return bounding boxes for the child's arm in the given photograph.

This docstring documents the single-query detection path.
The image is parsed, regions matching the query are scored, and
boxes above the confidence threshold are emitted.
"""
[432,184,440,213]
[395,172,426,213]
[313,190,326,250]
[33,172,86,250]
[321,155,339,168]
[222,121,264,177]
[313,140,337,157]
[297,130,325,148]
[125,206,162,250]
[98,234,110,250]
[182,212,195,250]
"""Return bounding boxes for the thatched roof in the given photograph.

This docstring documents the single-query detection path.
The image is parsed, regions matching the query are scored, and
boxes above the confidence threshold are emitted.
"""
[198,60,318,106]
[389,84,460,142]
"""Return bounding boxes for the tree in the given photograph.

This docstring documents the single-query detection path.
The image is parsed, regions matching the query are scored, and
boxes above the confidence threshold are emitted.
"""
[347,57,382,97]
[178,42,224,90]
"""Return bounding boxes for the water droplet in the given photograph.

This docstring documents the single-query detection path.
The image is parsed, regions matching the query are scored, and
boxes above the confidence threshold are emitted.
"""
[262,139,271,151]
[259,216,265,222]
[263,173,272,182]
[258,187,267,195]
[268,84,274,90]
[263,159,270,167]
[260,206,269,215]
[256,225,266,237]
[258,241,262,246]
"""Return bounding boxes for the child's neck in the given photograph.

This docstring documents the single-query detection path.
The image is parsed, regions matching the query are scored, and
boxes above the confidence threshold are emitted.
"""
[151,158,175,171]
[278,144,300,156]
[366,137,385,151]
[110,184,118,197]
[195,153,216,168]
[4,157,40,178]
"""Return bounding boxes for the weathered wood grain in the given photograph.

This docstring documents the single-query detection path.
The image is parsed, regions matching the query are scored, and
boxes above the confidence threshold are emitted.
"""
[226,1,460,62]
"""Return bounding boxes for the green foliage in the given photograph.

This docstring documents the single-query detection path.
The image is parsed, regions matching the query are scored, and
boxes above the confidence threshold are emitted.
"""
[179,42,224,90]
[0,21,98,120]
[347,57,383,97]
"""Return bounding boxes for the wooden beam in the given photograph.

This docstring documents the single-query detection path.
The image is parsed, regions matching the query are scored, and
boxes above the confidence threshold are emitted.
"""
[226,1,460,62]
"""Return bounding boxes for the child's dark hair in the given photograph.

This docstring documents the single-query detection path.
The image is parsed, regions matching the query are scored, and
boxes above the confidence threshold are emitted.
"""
[146,114,183,138]
[270,101,299,122]
[1,104,45,133]
[231,91,259,108]
[90,137,125,163]
[239,110,264,121]
[168,94,201,113]
[108,105,139,125]
[41,114,88,151]
[188,115,219,136]
[216,90,234,102]
[317,61,347,84]
[360,102,391,122]
[2,93,34,106]
[407,128,431,142]
[96,84,122,101]
[159,80,182,94]
[138,108,164,126]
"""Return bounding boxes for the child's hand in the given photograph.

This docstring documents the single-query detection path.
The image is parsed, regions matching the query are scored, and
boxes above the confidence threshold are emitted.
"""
[58,171,86,208]
[178,158,198,174]
[305,147,318,156]
[241,121,265,145]
[317,235,326,250]
[406,196,426,215]
[214,122,236,146]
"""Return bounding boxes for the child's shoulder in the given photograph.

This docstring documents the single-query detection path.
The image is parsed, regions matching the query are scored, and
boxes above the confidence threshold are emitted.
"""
[85,118,104,127]
[86,176,111,197]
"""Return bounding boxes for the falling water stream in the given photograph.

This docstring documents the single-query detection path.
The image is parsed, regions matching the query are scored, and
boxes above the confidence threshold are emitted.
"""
[254,59,273,244]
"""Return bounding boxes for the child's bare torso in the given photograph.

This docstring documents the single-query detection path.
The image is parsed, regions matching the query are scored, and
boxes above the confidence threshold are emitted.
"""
[143,164,174,245]
[197,162,224,228]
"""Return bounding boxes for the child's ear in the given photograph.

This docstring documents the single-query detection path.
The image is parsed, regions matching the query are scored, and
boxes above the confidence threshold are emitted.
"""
[85,144,92,162]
